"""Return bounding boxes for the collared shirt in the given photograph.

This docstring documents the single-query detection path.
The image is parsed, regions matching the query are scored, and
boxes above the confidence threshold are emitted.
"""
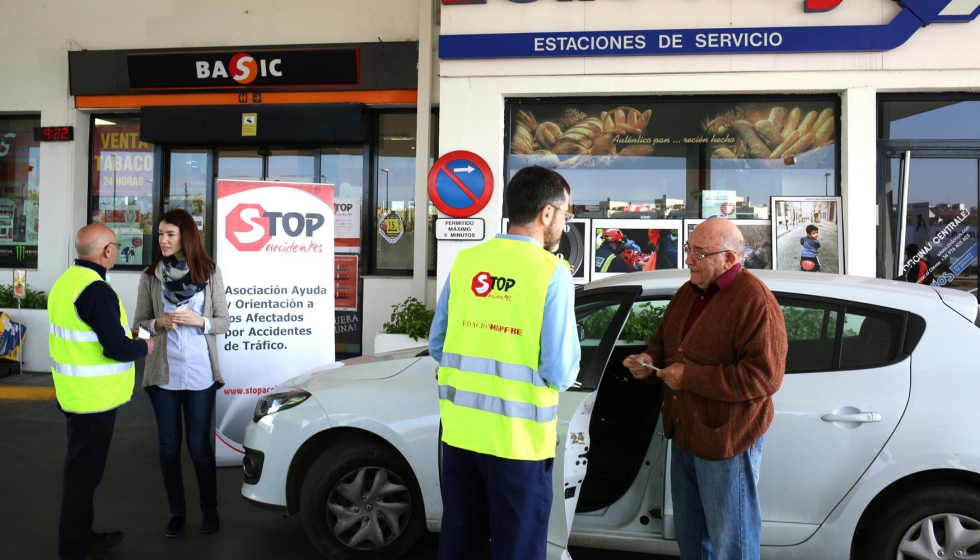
[72,259,148,363]
[684,263,741,338]
[428,233,581,391]
[155,289,213,391]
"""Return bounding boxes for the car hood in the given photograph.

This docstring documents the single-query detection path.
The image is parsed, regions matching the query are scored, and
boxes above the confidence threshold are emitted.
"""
[278,356,423,391]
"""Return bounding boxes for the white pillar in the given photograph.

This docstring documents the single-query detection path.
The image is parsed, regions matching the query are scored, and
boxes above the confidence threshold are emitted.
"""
[413,0,435,303]
[841,87,878,278]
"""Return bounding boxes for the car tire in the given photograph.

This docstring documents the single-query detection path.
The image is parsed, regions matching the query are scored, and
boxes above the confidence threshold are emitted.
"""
[300,441,426,560]
[865,484,980,559]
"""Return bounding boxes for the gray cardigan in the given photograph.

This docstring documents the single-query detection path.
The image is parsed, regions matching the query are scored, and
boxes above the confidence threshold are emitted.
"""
[133,264,230,389]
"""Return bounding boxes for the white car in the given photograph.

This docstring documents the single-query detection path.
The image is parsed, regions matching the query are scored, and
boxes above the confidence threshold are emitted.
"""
[241,270,980,560]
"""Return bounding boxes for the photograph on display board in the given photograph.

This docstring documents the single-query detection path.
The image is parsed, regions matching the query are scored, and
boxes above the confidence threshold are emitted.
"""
[502,218,590,283]
[771,196,843,274]
[590,219,682,279]
[685,219,773,270]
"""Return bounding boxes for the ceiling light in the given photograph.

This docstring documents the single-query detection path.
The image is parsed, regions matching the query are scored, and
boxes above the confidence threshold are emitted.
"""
[94,118,116,126]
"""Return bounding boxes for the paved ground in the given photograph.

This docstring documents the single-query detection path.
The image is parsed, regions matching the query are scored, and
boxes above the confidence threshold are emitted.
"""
[0,369,668,560]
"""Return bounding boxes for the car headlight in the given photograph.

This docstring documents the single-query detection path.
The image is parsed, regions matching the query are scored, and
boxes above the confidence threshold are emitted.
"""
[253,389,312,422]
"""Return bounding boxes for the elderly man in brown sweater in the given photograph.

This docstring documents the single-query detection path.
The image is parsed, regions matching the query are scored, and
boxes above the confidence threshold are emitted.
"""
[624,217,787,560]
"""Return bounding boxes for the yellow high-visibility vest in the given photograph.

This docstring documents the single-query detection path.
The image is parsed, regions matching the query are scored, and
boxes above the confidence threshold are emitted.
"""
[49,266,135,413]
[439,237,563,461]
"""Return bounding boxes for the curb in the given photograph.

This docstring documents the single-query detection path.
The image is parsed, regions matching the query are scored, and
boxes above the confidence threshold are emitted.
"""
[0,386,56,401]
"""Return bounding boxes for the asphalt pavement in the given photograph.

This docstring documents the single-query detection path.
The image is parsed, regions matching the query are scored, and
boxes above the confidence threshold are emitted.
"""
[0,386,667,560]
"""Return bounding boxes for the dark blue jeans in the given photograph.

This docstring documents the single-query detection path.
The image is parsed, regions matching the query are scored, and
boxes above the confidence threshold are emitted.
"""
[439,442,553,560]
[59,407,117,560]
[146,384,218,517]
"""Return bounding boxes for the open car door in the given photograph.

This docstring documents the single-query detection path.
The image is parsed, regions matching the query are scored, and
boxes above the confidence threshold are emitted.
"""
[547,285,643,559]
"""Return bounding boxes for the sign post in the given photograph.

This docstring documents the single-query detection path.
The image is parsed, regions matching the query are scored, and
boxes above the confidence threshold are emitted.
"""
[214,180,336,465]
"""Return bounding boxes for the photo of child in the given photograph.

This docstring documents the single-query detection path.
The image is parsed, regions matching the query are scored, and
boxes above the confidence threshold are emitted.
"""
[800,224,821,272]
[772,196,843,274]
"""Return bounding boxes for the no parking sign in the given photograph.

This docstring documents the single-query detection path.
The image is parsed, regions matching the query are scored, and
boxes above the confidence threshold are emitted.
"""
[427,151,493,218]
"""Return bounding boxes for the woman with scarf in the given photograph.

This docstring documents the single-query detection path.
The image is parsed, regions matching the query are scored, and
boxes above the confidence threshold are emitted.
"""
[134,208,229,538]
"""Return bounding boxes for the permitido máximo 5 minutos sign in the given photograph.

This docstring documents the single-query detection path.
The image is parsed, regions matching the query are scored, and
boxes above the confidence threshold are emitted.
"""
[435,218,486,240]
[438,0,980,59]
[214,179,336,465]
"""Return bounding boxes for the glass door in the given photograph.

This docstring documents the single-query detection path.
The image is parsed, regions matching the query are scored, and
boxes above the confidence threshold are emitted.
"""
[878,150,980,295]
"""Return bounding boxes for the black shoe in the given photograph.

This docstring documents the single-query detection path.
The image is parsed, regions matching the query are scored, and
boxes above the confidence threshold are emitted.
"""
[202,510,219,534]
[90,530,123,551]
[164,515,185,538]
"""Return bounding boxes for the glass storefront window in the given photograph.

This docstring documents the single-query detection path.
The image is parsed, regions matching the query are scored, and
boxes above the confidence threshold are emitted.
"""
[879,100,980,140]
[164,150,209,243]
[216,148,263,180]
[90,116,154,269]
[268,148,314,182]
[0,115,40,268]
[375,113,438,273]
[506,97,838,221]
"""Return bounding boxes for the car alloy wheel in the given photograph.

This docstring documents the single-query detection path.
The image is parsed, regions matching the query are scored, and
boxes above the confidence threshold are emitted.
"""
[326,466,413,550]
[896,513,980,560]
[301,440,425,560]
[865,484,980,560]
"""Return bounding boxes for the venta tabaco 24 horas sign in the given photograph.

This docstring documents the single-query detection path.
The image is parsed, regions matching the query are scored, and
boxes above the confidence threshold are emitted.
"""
[439,0,980,59]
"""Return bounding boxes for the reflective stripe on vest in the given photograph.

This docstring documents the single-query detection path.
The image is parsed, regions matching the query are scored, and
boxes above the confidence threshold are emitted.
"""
[441,353,547,387]
[438,237,564,461]
[439,385,559,423]
[50,323,101,343]
[48,265,135,413]
[50,359,133,378]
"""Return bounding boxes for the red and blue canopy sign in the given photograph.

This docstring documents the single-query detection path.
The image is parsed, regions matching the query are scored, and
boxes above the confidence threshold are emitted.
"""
[439,0,980,59]
[427,150,494,218]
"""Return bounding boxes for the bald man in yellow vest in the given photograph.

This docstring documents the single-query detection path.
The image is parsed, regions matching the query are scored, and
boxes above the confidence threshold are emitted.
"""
[50,224,154,560]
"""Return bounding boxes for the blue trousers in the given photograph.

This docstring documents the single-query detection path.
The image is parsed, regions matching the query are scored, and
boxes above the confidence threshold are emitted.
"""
[146,384,218,516]
[59,407,117,560]
[439,442,553,560]
[671,436,765,560]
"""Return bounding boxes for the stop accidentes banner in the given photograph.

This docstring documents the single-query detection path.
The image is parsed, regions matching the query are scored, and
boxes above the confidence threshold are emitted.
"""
[215,179,336,465]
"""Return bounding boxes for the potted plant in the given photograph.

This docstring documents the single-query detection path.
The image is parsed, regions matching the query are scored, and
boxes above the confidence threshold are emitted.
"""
[0,283,48,372]
[375,297,434,355]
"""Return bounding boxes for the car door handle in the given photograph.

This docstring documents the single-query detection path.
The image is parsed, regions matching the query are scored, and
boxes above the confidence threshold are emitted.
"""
[821,412,881,423]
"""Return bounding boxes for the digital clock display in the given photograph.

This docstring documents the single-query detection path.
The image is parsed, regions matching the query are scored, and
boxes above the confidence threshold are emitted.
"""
[34,126,74,142]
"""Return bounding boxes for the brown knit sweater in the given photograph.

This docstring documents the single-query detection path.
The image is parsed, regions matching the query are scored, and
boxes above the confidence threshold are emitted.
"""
[645,268,787,461]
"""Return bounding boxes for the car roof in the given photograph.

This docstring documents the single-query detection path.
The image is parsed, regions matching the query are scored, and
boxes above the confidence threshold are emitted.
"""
[583,269,977,319]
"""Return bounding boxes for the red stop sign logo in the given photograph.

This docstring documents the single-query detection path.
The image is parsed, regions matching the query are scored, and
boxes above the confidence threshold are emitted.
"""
[131,237,143,248]
[471,272,492,297]
[226,203,271,252]
[720,202,735,216]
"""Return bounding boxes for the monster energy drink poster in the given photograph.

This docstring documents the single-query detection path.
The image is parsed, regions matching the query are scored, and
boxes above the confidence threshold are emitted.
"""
[0,244,38,269]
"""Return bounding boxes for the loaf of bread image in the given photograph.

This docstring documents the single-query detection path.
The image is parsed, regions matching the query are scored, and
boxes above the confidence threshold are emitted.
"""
[784,132,817,158]
[731,120,772,159]
[812,109,834,137]
[553,118,602,155]
[770,130,801,159]
[754,119,784,150]
[600,107,652,135]
[814,116,835,145]
[768,107,787,131]
[535,122,562,150]
[781,108,802,139]
[796,111,819,136]
[511,110,538,155]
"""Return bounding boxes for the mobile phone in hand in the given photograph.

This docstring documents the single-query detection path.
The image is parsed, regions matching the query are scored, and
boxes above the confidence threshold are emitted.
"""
[137,325,151,339]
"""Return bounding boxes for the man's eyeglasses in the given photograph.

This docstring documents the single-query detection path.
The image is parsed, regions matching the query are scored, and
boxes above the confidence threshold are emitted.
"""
[104,242,122,251]
[684,242,731,260]
[548,204,574,223]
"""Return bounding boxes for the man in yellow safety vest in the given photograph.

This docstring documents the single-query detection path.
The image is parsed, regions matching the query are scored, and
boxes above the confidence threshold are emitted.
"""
[429,166,581,560]
[50,224,154,560]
